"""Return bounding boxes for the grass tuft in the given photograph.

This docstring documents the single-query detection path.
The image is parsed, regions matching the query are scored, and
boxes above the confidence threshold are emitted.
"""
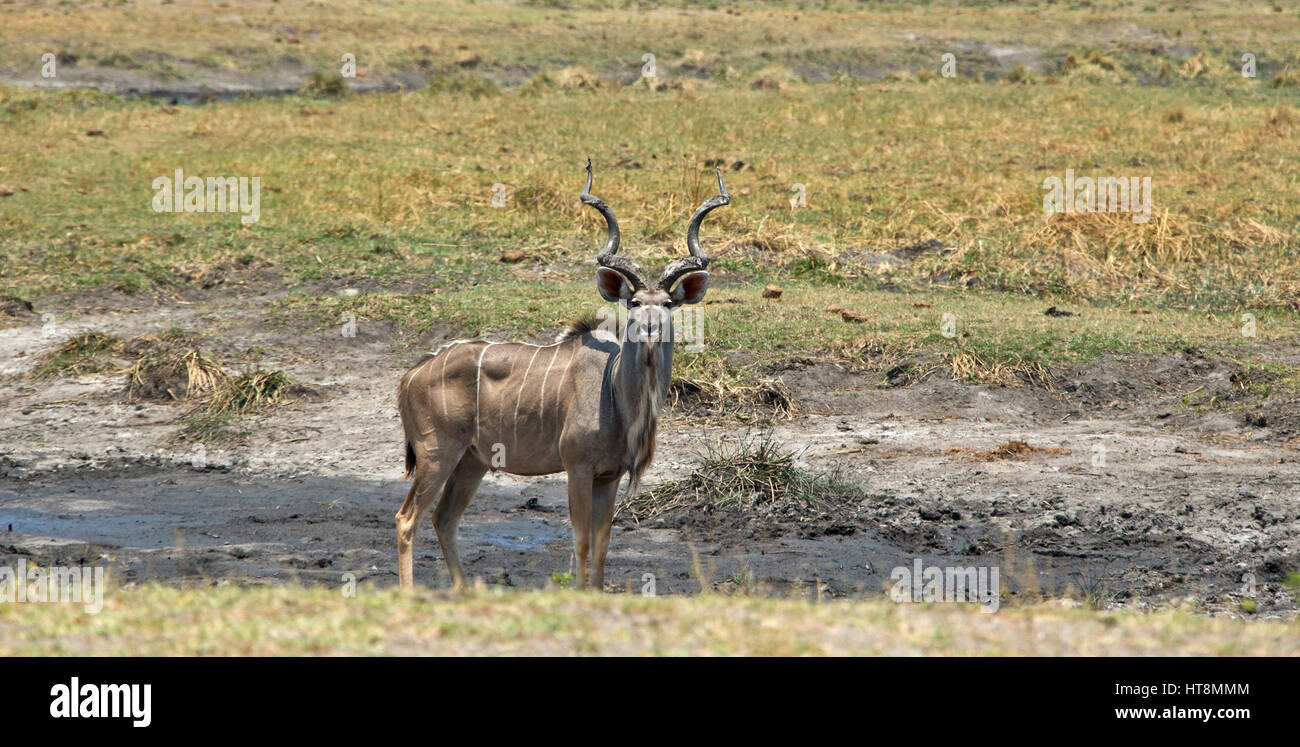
[177,368,300,443]
[669,355,793,418]
[623,433,864,521]
[945,350,1057,391]
[300,71,351,98]
[34,331,123,379]
[124,332,228,402]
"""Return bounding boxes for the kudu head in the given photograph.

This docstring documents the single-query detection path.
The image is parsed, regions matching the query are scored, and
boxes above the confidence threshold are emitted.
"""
[581,157,728,353]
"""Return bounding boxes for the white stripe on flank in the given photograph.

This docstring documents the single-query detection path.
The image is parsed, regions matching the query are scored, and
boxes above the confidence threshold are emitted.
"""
[554,346,576,415]
[536,346,560,430]
[473,342,497,445]
[439,345,456,419]
[512,346,543,451]
[433,339,485,420]
[499,348,518,429]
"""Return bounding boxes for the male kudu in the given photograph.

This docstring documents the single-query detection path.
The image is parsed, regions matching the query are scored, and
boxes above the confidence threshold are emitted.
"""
[395,159,730,590]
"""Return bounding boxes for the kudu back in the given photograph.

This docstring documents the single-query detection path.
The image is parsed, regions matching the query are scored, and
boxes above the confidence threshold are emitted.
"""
[396,159,730,590]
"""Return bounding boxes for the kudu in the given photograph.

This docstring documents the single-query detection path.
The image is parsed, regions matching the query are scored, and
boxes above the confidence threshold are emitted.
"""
[395,159,730,590]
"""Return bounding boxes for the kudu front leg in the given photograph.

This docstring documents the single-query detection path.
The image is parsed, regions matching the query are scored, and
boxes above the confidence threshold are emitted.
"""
[565,467,594,589]
[589,475,621,592]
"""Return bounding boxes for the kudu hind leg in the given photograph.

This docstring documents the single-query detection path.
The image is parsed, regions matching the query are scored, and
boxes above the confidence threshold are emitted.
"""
[396,443,464,589]
[432,453,489,590]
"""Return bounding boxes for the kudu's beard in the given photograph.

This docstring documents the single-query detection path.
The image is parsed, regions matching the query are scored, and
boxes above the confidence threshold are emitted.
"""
[617,320,674,499]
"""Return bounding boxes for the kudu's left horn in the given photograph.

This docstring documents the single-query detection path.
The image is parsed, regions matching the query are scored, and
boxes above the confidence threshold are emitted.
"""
[582,157,648,291]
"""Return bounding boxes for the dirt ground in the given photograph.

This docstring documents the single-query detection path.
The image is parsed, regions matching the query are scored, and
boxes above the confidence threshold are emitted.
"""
[2,282,1298,619]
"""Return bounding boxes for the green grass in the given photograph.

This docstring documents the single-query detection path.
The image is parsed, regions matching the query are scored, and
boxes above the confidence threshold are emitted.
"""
[1,584,1295,656]
[2,0,1298,398]
[276,279,1298,397]
[33,331,123,378]
[2,79,1297,310]
[3,8,1300,310]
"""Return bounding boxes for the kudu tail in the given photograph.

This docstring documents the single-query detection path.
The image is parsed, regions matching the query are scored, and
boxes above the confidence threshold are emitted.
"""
[403,439,416,479]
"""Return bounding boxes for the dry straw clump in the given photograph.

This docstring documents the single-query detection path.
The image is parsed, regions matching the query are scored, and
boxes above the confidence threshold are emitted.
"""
[945,351,1057,391]
[32,327,300,442]
[1058,50,1133,85]
[669,355,793,419]
[124,331,227,402]
[178,368,300,443]
[1178,52,1231,81]
[522,66,607,94]
[512,181,572,215]
[622,433,865,521]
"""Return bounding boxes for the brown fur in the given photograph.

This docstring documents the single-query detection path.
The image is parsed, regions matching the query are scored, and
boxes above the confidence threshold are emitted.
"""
[398,353,436,478]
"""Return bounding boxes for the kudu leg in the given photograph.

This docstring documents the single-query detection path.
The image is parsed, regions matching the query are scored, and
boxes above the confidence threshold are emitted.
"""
[395,444,464,590]
[432,453,489,591]
[589,475,622,592]
[565,466,594,589]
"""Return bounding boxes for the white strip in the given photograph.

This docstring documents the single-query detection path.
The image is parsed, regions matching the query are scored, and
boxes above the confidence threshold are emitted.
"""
[513,346,543,451]
[439,344,457,419]
[554,346,576,415]
[536,346,560,430]
[473,342,497,445]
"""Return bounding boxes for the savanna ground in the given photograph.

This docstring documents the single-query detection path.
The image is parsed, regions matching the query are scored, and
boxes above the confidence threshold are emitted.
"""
[1,0,1299,654]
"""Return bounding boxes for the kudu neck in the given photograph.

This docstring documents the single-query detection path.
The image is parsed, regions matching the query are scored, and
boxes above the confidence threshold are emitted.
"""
[612,336,674,422]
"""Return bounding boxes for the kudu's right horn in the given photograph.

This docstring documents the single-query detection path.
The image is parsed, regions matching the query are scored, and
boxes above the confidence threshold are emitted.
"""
[660,167,729,291]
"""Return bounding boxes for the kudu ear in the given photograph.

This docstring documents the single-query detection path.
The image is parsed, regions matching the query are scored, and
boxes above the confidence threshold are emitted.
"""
[596,267,634,303]
[669,270,709,305]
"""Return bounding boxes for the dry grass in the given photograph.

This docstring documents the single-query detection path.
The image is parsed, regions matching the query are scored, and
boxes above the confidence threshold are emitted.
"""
[623,432,864,521]
[123,332,227,401]
[1,584,1296,656]
[31,328,297,442]
[3,79,1298,310]
[178,368,300,443]
[668,354,793,418]
[945,350,1058,391]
